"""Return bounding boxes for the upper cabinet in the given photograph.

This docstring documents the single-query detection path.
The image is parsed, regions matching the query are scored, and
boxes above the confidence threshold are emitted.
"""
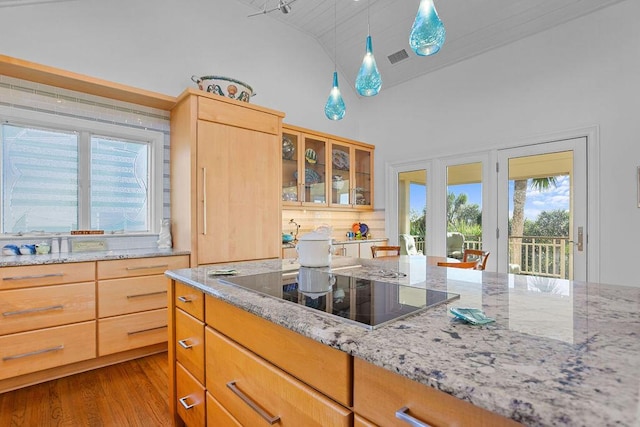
[282,124,374,211]
[171,89,285,266]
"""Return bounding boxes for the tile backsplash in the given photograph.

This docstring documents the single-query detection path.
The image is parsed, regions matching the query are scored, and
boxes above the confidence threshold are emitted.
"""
[282,209,386,241]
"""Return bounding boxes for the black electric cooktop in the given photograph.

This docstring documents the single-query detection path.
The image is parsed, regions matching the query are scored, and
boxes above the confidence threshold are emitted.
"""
[218,268,459,330]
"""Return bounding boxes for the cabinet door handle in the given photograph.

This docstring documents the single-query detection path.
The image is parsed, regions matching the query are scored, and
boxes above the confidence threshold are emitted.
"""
[178,339,193,349]
[395,406,432,427]
[3,344,64,361]
[202,167,208,235]
[226,381,280,424]
[178,396,196,410]
[127,325,167,335]
[3,304,64,317]
[2,273,64,281]
[126,290,167,299]
[177,296,193,303]
[125,264,169,271]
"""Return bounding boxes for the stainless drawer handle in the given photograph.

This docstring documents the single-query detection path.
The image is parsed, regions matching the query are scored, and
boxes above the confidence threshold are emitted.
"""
[127,325,167,335]
[3,304,64,317]
[396,406,432,427]
[3,344,64,361]
[126,291,168,299]
[178,339,193,349]
[226,381,280,425]
[177,296,192,303]
[178,396,196,410]
[3,273,64,281]
[126,264,169,271]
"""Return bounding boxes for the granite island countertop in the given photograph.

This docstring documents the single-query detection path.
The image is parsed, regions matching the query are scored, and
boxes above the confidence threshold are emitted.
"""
[165,256,640,427]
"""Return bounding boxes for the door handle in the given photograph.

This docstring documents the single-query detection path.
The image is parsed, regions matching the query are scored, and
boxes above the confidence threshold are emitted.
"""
[577,226,583,252]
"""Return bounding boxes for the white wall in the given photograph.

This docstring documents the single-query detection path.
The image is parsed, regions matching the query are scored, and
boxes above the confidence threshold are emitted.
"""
[360,0,640,286]
[0,0,361,139]
[2,0,638,285]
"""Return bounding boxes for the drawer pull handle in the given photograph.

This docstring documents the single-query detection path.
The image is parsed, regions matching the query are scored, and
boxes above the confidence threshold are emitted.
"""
[178,339,193,349]
[3,304,64,317]
[127,325,167,335]
[2,273,64,281]
[177,296,192,303]
[396,406,432,427]
[226,381,280,425]
[126,291,168,299]
[178,396,196,410]
[3,344,64,361]
[125,264,169,271]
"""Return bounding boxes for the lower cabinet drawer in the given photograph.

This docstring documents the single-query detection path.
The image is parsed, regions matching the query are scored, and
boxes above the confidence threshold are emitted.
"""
[98,275,168,317]
[0,282,95,335]
[98,308,167,356]
[354,357,521,427]
[354,414,378,427]
[205,327,351,427]
[176,308,205,384]
[175,281,204,321]
[0,321,96,380]
[176,362,206,427]
[207,391,242,427]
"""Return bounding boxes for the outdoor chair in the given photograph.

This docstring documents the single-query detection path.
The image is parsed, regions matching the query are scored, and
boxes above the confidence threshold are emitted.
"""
[463,249,490,270]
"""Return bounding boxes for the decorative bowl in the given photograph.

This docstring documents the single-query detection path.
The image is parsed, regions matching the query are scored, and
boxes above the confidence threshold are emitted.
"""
[282,233,294,243]
[191,75,255,102]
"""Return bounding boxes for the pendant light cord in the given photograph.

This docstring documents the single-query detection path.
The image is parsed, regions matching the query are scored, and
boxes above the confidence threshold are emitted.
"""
[334,0,337,72]
[367,0,370,35]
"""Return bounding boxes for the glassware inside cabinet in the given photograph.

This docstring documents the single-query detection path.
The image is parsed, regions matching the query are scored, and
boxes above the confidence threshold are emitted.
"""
[302,136,327,205]
[282,132,299,202]
[354,147,372,208]
[330,143,351,206]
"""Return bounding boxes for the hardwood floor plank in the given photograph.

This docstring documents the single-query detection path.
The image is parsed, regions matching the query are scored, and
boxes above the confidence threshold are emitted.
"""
[0,353,171,427]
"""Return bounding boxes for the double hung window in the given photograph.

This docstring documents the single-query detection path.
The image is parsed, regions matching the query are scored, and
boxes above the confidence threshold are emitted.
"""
[0,111,163,234]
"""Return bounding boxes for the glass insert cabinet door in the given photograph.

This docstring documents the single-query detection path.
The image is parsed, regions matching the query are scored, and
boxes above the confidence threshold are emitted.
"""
[281,131,300,203]
[329,142,373,208]
[302,135,327,206]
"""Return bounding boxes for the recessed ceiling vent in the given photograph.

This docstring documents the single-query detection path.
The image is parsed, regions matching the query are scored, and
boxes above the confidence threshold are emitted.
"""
[388,49,409,65]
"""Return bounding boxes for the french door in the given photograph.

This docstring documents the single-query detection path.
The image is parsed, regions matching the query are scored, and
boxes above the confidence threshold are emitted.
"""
[496,137,587,281]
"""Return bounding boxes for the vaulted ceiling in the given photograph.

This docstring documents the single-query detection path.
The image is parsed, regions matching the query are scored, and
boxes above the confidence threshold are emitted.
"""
[235,0,625,91]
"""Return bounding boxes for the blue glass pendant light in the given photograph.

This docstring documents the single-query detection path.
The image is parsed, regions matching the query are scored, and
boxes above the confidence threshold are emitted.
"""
[409,0,446,56]
[355,0,382,96]
[325,71,346,120]
[325,0,346,120]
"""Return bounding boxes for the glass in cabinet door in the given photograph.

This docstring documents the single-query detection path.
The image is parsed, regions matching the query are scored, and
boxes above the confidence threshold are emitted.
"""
[354,147,372,208]
[282,132,300,204]
[330,142,351,207]
[301,135,327,205]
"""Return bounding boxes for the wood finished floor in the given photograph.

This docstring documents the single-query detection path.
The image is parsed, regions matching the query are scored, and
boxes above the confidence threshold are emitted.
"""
[0,352,171,427]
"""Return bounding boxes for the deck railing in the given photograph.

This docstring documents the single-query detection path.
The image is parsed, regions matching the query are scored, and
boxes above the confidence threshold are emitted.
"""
[409,235,571,279]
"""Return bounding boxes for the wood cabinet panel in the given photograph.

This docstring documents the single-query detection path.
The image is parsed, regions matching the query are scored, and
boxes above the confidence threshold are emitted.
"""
[0,321,96,380]
[176,362,206,427]
[207,392,242,427]
[98,308,167,356]
[205,328,351,427]
[97,255,188,280]
[0,282,95,335]
[196,120,280,264]
[175,281,204,321]
[354,414,378,427]
[198,96,280,135]
[0,262,94,290]
[205,295,352,407]
[176,308,205,384]
[354,357,521,427]
[98,275,168,318]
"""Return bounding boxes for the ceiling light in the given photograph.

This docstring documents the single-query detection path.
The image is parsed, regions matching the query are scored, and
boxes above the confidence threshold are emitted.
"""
[325,0,346,120]
[410,0,446,56]
[355,0,382,96]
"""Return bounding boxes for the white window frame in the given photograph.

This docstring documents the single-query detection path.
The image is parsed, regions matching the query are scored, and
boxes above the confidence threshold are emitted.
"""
[0,105,164,236]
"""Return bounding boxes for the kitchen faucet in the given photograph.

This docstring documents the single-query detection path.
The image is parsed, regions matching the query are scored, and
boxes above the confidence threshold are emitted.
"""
[289,219,300,242]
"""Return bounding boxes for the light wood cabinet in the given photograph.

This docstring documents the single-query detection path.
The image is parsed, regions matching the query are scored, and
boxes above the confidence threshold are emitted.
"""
[171,90,284,266]
[176,361,206,427]
[205,327,351,427]
[1,254,185,393]
[333,240,387,259]
[97,255,188,356]
[353,357,521,427]
[206,392,242,427]
[281,124,374,211]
